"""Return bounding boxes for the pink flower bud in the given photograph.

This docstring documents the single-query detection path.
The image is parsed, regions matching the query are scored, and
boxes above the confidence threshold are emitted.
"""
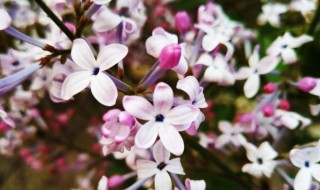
[262,104,274,117]
[103,109,121,122]
[263,83,276,94]
[118,111,135,127]
[186,124,197,136]
[108,175,125,188]
[298,77,317,92]
[159,44,181,69]
[175,11,191,33]
[278,100,290,110]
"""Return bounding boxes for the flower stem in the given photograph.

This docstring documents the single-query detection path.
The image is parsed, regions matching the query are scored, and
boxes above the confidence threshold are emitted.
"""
[34,0,76,41]
[276,168,294,189]
[125,177,151,190]
[308,1,320,35]
[5,27,45,48]
[171,173,187,190]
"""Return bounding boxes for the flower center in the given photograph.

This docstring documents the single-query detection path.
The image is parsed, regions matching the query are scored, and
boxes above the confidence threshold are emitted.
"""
[157,162,166,170]
[12,61,20,66]
[305,161,310,168]
[257,158,263,165]
[155,114,165,122]
[92,67,100,75]
[281,44,288,49]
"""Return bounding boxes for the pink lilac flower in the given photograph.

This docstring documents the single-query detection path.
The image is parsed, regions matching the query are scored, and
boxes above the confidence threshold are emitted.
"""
[136,141,185,190]
[61,39,128,106]
[123,82,198,155]
[242,141,278,178]
[235,45,280,98]
[290,141,320,190]
[145,27,188,75]
[267,32,313,64]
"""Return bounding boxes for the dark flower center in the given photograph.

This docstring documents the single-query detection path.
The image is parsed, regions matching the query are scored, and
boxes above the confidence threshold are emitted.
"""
[257,158,263,165]
[305,161,310,168]
[281,44,288,49]
[157,162,166,170]
[12,61,20,66]
[155,114,165,122]
[92,67,100,75]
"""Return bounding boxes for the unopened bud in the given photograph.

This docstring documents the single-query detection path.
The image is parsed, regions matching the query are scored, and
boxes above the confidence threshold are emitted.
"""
[298,77,317,92]
[278,100,290,110]
[262,104,274,117]
[159,44,181,69]
[263,83,276,94]
[175,11,191,33]
[108,175,125,188]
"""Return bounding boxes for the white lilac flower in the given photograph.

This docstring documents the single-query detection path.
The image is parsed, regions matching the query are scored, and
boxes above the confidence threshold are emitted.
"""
[215,121,247,148]
[176,76,207,135]
[61,39,128,106]
[274,109,311,129]
[310,103,320,116]
[257,3,287,27]
[235,46,279,98]
[267,32,313,64]
[113,146,151,170]
[97,176,108,190]
[145,27,188,75]
[185,178,206,190]
[195,53,235,85]
[290,0,316,20]
[290,141,320,190]
[242,141,278,178]
[136,141,185,190]
[123,82,198,155]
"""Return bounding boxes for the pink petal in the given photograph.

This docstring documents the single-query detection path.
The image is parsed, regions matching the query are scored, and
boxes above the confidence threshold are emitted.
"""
[159,124,184,156]
[114,125,131,143]
[136,159,158,179]
[155,171,172,190]
[0,9,11,30]
[177,76,200,101]
[165,105,198,125]
[71,39,95,70]
[61,71,91,100]
[97,44,128,71]
[93,9,121,32]
[153,140,170,163]
[244,74,260,98]
[166,158,185,175]
[135,121,159,149]
[123,96,156,121]
[153,83,173,114]
[90,73,118,106]
[215,135,230,148]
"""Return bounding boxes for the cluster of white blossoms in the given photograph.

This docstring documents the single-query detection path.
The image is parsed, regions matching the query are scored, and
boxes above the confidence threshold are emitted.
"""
[0,0,320,189]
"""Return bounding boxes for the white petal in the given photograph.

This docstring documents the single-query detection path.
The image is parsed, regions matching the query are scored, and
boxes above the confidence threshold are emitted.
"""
[280,114,299,129]
[93,0,111,5]
[71,39,95,70]
[97,44,128,70]
[185,179,206,190]
[172,56,188,75]
[290,149,307,168]
[242,163,263,178]
[153,83,173,115]
[93,9,121,32]
[235,67,252,80]
[310,104,320,116]
[261,161,277,178]
[311,164,320,182]
[145,35,173,58]
[258,141,278,160]
[202,35,219,52]
[202,67,224,82]
[97,176,108,190]
[123,96,156,120]
[215,134,231,148]
[159,124,184,156]
[152,27,178,44]
[244,74,260,98]
[195,53,214,67]
[165,105,198,125]
[288,34,313,48]
[153,140,170,163]
[281,48,297,64]
[244,143,258,162]
[310,80,320,96]
[218,121,234,133]
[0,9,12,30]
[155,171,172,190]
[136,159,158,179]
[61,71,91,100]
[166,158,185,175]
[90,73,118,106]
[177,76,200,101]
[256,56,280,75]
[294,168,312,190]
[135,121,159,149]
